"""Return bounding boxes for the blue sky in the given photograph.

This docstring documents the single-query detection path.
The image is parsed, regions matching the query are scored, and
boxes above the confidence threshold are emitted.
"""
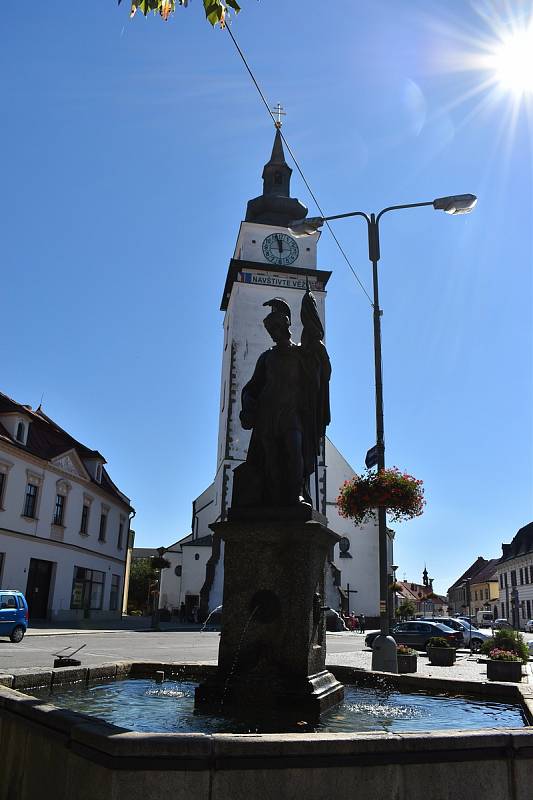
[1,1,531,594]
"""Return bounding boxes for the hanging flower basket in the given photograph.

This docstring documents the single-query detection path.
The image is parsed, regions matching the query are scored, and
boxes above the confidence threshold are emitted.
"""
[337,467,425,526]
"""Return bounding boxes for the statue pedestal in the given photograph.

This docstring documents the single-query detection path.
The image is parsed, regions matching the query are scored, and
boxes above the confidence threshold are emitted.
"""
[195,510,344,723]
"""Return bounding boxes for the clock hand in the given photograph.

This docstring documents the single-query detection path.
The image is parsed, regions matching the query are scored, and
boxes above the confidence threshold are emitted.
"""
[277,236,283,254]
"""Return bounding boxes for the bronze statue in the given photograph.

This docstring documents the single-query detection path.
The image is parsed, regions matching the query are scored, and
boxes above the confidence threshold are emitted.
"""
[232,285,331,509]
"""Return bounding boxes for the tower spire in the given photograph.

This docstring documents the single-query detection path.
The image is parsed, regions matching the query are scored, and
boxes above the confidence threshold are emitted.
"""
[245,125,307,227]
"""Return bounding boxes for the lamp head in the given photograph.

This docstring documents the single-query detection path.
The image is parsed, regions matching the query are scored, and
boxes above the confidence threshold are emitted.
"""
[288,216,325,236]
[433,194,477,215]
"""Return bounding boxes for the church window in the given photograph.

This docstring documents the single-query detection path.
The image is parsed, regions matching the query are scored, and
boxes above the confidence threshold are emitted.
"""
[195,553,200,561]
[221,381,226,413]
[16,422,25,443]
[274,171,282,185]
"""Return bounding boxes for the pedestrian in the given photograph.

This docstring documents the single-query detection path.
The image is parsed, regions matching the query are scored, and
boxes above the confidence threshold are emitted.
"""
[352,614,360,633]
[359,613,366,634]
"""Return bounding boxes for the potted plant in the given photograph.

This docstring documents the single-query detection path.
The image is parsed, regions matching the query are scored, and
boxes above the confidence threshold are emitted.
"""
[337,467,425,526]
[486,648,523,682]
[427,636,457,666]
[396,644,417,673]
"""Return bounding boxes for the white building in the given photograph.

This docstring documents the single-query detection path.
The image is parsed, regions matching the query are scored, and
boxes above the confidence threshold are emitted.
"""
[0,391,134,622]
[186,129,386,624]
[494,522,533,628]
[157,533,213,619]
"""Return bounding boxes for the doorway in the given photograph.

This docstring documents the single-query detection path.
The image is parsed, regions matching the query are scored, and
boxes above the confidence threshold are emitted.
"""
[26,559,54,619]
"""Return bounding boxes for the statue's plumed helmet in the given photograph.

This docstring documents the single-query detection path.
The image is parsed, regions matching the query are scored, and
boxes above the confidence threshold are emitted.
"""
[263,298,291,324]
[263,298,291,331]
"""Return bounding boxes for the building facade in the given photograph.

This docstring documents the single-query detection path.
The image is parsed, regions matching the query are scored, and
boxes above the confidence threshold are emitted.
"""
[494,522,533,628]
[188,129,383,623]
[0,391,133,621]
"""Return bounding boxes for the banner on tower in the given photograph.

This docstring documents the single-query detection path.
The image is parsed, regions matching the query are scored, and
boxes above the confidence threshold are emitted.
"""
[237,270,324,292]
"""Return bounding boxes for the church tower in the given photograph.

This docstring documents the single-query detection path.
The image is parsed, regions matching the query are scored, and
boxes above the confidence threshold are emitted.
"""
[191,126,381,620]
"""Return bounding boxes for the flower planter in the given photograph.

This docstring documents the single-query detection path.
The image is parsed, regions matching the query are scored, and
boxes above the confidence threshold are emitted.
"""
[487,659,523,682]
[397,653,417,673]
[427,647,456,666]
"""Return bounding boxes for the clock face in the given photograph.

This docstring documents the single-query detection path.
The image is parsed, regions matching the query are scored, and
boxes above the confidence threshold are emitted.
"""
[262,232,299,266]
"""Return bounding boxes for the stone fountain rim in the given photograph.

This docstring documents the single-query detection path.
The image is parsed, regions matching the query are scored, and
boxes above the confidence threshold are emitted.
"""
[1,660,532,762]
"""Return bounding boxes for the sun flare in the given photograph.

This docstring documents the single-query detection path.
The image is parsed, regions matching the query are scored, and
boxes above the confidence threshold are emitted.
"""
[489,27,533,95]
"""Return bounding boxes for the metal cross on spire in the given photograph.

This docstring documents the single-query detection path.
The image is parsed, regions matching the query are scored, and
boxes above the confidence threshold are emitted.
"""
[271,103,286,129]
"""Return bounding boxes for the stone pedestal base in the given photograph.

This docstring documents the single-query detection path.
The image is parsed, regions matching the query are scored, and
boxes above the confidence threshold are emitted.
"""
[195,512,344,722]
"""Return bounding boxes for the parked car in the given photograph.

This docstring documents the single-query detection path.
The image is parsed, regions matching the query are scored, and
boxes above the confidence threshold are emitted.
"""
[0,590,29,643]
[493,618,513,630]
[420,617,489,651]
[526,620,533,633]
[365,621,463,651]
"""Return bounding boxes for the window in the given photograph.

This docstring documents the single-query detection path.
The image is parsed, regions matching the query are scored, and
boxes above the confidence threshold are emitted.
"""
[98,512,107,542]
[511,570,517,587]
[274,170,283,185]
[16,422,25,443]
[80,504,90,535]
[95,463,102,483]
[504,573,508,588]
[110,574,120,611]
[195,553,200,561]
[485,589,489,600]
[117,519,124,550]
[23,483,38,518]
[53,494,65,526]
[0,594,17,609]
[70,567,105,610]
[500,574,503,589]
[520,568,524,585]
[528,600,532,619]
[0,473,5,508]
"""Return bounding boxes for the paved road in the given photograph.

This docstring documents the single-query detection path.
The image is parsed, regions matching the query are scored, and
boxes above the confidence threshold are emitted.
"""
[2,630,532,679]
[0,631,369,672]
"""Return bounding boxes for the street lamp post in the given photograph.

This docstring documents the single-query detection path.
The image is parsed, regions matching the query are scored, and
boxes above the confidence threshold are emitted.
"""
[291,194,477,673]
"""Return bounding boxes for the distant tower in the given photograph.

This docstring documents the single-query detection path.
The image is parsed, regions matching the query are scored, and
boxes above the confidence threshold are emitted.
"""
[422,566,429,587]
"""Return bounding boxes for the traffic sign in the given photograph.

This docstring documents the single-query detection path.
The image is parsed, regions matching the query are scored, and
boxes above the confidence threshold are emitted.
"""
[365,445,379,469]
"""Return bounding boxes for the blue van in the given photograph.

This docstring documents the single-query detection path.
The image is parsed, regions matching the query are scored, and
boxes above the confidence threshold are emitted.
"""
[0,590,29,643]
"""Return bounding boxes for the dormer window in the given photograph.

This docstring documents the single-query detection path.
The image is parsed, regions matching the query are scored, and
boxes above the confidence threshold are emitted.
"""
[16,422,25,443]
[96,463,102,483]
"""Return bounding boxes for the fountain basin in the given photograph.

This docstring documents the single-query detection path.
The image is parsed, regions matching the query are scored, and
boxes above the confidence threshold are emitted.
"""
[1,661,533,800]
